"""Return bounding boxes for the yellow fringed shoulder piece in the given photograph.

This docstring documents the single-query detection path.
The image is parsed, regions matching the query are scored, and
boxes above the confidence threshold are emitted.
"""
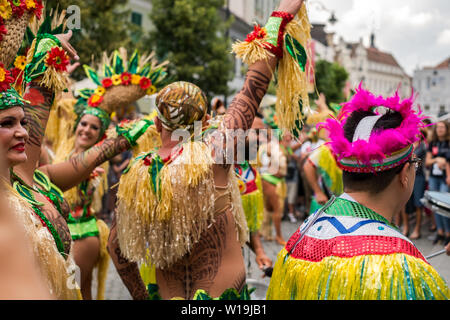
[40,67,69,93]
[5,184,80,300]
[232,36,275,67]
[46,98,77,154]
[116,141,217,269]
[267,249,449,300]
[116,156,157,265]
[228,169,249,246]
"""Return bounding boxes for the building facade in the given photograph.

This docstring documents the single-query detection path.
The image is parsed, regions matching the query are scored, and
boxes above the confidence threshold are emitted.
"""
[128,0,153,31]
[413,57,450,119]
[335,35,411,98]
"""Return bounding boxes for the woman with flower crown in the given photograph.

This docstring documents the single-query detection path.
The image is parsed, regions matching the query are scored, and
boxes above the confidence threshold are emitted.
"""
[48,49,166,300]
[0,2,151,299]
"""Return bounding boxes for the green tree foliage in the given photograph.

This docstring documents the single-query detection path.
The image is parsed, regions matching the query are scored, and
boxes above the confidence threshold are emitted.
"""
[44,0,140,80]
[147,0,234,100]
[313,59,349,104]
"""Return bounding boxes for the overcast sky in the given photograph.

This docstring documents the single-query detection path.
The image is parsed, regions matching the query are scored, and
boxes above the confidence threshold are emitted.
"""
[307,0,450,76]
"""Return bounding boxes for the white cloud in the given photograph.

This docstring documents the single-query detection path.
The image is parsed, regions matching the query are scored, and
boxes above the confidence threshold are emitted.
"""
[437,29,450,45]
[307,0,450,75]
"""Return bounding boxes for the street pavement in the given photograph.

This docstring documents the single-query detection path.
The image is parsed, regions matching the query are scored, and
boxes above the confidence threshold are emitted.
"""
[98,216,450,300]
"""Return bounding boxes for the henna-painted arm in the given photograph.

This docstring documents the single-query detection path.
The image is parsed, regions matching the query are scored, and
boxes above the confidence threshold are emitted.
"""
[224,60,276,132]
[14,83,55,182]
[38,136,130,192]
[107,214,149,300]
[14,31,79,183]
[38,118,153,191]
[223,0,304,131]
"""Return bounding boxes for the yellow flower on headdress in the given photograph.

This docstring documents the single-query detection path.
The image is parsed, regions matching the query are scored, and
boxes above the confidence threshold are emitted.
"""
[25,0,36,9]
[146,85,157,96]
[14,56,27,71]
[94,86,106,96]
[0,0,12,20]
[0,67,6,82]
[112,74,122,86]
[131,74,141,85]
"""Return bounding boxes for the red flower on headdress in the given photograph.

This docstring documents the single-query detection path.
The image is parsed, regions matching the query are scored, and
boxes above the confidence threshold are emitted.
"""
[45,47,69,72]
[88,94,104,107]
[139,77,152,90]
[27,0,43,19]
[0,19,7,41]
[245,24,267,42]
[10,0,26,18]
[102,78,113,88]
[121,72,132,86]
[0,63,13,92]
[10,67,23,85]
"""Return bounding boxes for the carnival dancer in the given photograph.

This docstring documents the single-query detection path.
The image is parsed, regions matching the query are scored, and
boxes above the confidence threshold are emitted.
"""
[235,115,272,273]
[0,3,82,299]
[0,5,153,299]
[0,162,54,299]
[108,0,309,300]
[303,96,343,215]
[258,128,288,246]
[48,49,166,300]
[267,86,449,300]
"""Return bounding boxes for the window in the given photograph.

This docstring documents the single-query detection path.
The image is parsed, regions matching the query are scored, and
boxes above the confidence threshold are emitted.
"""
[424,105,430,111]
[131,12,142,26]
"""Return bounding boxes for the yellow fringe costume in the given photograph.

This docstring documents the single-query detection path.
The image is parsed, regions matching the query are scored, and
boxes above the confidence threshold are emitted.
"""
[4,181,80,300]
[116,141,248,270]
[235,162,265,233]
[267,197,449,300]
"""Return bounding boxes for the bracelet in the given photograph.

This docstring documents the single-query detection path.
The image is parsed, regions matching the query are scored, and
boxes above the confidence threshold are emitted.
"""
[116,119,153,147]
[263,11,294,58]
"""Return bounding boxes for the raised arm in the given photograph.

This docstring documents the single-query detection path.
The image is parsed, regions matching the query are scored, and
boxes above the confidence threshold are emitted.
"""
[38,136,129,192]
[38,117,152,191]
[14,31,78,181]
[224,0,304,131]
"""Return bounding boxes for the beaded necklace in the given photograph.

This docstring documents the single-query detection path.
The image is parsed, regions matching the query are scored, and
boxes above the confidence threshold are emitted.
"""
[10,170,66,257]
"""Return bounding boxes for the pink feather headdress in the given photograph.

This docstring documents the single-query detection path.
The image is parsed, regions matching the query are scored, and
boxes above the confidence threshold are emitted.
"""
[318,84,427,173]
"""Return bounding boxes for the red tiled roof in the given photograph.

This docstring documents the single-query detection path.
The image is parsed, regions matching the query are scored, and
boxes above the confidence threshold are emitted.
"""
[366,47,401,68]
[435,57,450,69]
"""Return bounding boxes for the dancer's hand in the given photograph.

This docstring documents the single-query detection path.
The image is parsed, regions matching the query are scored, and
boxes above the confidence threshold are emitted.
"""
[55,30,79,61]
[315,191,329,205]
[277,0,305,16]
[256,253,273,278]
[446,243,450,256]
[67,62,81,75]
